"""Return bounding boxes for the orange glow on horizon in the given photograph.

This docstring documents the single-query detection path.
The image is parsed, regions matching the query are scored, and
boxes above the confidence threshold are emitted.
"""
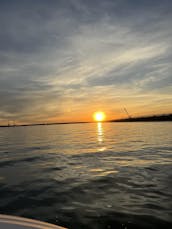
[93,111,106,122]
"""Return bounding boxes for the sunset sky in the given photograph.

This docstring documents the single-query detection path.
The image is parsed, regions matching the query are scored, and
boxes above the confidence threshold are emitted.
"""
[0,0,172,124]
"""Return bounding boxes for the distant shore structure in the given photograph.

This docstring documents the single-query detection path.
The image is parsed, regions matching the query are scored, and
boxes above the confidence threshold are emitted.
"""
[124,108,132,119]
[7,120,16,127]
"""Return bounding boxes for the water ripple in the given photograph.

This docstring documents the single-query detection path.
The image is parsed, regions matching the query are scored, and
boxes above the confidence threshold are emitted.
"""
[0,122,172,228]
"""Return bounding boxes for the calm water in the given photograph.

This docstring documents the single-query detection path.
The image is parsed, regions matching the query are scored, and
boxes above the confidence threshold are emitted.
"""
[0,122,172,229]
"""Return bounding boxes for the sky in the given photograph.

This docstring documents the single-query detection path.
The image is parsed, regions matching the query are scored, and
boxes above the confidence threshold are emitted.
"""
[0,0,172,124]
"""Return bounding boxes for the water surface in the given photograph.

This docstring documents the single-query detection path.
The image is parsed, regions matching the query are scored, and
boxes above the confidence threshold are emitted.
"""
[0,122,172,228]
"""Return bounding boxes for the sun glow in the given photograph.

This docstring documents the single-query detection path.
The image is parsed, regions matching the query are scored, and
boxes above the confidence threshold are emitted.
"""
[93,112,106,122]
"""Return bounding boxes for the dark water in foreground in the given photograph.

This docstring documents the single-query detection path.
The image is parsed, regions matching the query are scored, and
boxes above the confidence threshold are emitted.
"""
[0,122,172,229]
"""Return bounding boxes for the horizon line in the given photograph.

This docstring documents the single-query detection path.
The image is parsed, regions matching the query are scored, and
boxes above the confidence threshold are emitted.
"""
[0,113,172,128]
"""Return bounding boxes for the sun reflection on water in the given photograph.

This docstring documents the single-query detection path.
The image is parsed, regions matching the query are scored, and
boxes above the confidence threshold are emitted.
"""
[97,122,106,152]
[97,122,103,143]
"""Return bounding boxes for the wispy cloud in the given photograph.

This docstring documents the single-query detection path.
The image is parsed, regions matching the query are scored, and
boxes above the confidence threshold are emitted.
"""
[0,0,172,123]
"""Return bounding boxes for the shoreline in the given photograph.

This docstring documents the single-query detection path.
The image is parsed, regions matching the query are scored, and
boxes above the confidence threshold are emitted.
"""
[0,114,171,128]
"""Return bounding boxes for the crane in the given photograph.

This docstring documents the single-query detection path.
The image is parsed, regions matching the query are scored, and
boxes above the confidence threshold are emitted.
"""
[124,108,131,119]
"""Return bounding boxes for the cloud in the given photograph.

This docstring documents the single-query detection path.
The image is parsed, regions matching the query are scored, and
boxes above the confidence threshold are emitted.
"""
[0,0,172,123]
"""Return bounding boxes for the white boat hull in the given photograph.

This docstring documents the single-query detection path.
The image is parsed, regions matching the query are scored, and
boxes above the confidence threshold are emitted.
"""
[0,214,67,229]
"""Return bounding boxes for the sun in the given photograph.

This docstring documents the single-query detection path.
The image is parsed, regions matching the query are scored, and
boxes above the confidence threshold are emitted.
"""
[93,112,106,122]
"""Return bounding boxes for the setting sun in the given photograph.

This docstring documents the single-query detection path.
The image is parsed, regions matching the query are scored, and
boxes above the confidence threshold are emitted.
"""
[93,112,106,122]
